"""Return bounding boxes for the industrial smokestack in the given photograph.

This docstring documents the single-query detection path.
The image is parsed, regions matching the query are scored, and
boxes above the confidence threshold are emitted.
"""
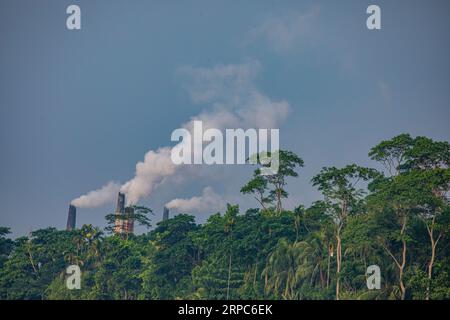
[123,207,135,234]
[114,192,125,234]
[115,192,125,214]
[163,206,169,221]
[114,192,134,235]
[66,205,76,230]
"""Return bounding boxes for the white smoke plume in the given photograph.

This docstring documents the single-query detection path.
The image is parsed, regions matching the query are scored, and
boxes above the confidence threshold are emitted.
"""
[179,60,289,130]
[71,181,121,208]
[165,187,226,213]
[71,61,290,208]
[120,147,176,205]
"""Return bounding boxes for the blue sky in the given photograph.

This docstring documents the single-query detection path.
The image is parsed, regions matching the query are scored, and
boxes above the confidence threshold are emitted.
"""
[1,0,449,237]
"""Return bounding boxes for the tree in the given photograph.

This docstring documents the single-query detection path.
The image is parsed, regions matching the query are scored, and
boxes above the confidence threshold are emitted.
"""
[312,164,378,300]
[403,136,450,171]
[0,227,13,269]
[295,232,330,292]
[403,136,450,299]
[224,204,238,300]
[293,205,305,242]
[263,238,301,299]
[368,133,414,176]
[243,150,304,214]
[240,169,270,211]
[368,172,425,300]
[0,228,75,299]
[369,134,450,300]
[142,214,198,299]
[91,236,145,299]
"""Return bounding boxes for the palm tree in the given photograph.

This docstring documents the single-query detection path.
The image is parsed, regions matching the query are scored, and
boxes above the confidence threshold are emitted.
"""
[263,239,302,299]
[295,233,328,290]
[65,225,103,268]
[82,225,103,268]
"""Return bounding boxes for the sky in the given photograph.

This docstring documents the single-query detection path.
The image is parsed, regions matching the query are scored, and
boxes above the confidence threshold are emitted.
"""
[0,0,449,237]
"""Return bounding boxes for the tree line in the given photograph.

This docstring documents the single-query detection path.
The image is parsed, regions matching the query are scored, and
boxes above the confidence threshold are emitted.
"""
[0,133,449,300]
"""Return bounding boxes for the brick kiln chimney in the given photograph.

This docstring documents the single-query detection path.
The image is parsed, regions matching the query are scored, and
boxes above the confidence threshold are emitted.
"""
[114,192,134,235]
[163,206,169,221]
[66,204,76,230]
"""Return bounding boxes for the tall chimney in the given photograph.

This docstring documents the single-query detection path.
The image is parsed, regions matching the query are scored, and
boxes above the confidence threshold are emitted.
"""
[163,206,169,221]
[123,207,135,234]
[115,192,125,214]
[66,205,76,230]
[114,192,134,235]
[114,192,125,234]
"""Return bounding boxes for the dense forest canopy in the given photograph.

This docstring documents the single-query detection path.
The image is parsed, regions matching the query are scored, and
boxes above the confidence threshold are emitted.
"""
[0,134,449,300]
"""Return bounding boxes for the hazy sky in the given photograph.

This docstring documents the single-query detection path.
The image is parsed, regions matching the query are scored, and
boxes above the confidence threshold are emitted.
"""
[1,0,449,237]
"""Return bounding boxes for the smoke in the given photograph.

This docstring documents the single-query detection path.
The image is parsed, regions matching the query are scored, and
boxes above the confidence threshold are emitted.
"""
[71,61,290,208]
[71,181,121,208]
[120,147,177,205]
[166,186,226,213]
[179,61,289,129]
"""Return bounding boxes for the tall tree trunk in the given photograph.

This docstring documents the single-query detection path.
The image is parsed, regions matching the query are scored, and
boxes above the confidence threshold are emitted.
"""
[335,231,342,300]
[399,215,407,300]
[399,238,406,300]
[26,242,39,276]
[383,214,408,300]
[426,238,436,300]
[425,216,441,300]
[326,249,331,289]
[335,201,347,300]
[276,189,282,214]
[226,250,232,300]
[320,269,325,288]
[284,275,290,299]
[264,259,269,296]
[255,192,267,211]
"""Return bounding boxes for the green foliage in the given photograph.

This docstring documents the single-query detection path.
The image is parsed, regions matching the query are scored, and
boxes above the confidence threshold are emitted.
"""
[0,227,13,269]
[142,214,198,299]
[243,150,304,214]
[368,133,414,176]
[0,136,449,300]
